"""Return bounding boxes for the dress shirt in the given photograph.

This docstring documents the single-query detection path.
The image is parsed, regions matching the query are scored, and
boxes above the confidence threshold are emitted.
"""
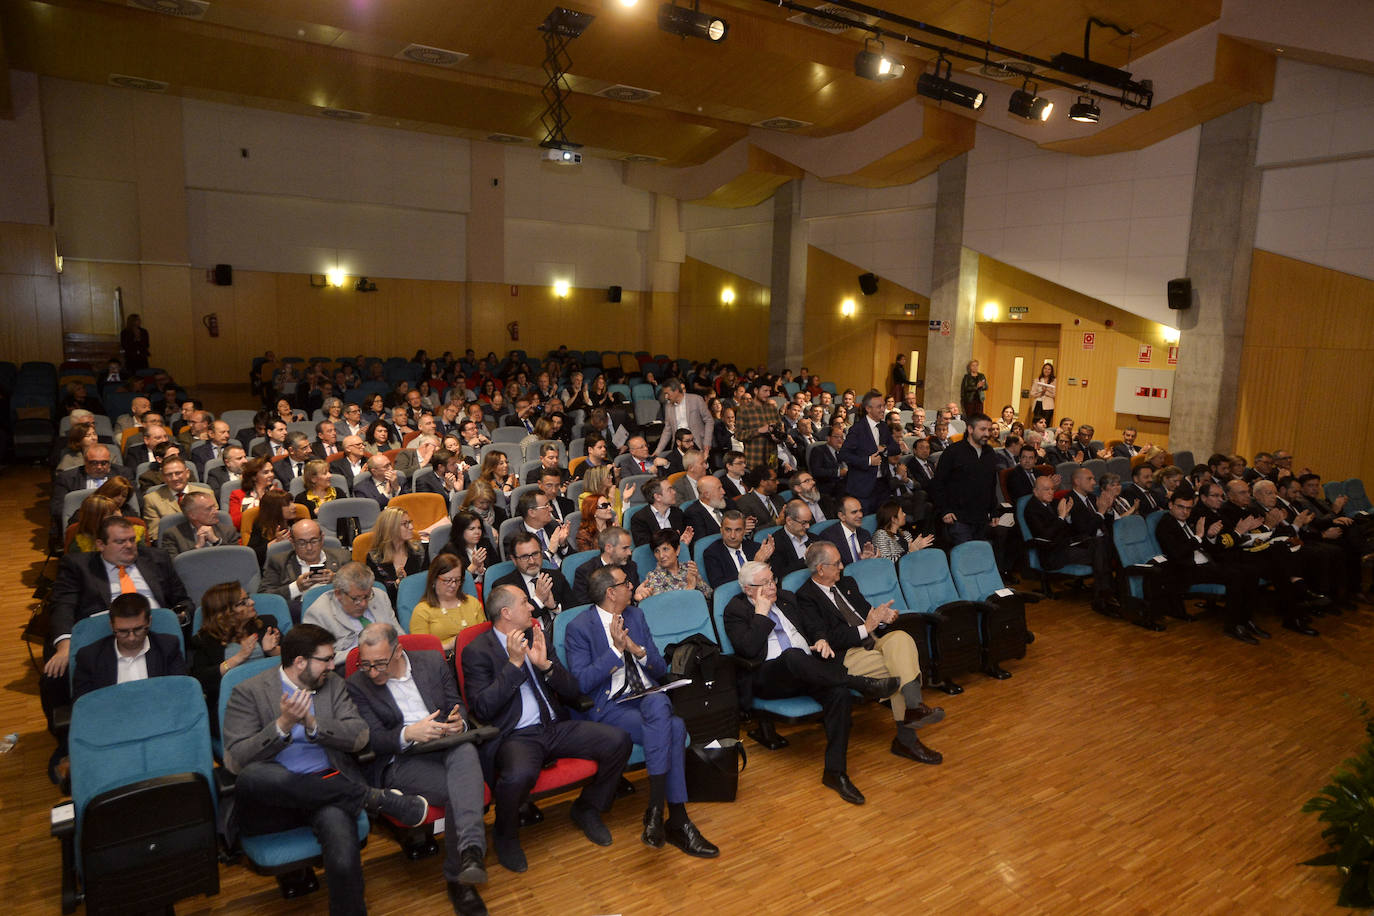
[823,583,870,641]
[650,507,673,530]
[523,573,557,610]
[275,670,327,773]
[765,604,809,660]
[114,638,151,684]
[384,652,432,750]
[1173,518,1211,565]
[103,558,153,601]
[86,476,108,490]
[595,607,651,698]
[803,498,826,521]
[788,532,808,559]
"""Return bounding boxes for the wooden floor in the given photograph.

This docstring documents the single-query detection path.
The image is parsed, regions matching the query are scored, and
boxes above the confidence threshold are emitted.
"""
[1,455,1369,915]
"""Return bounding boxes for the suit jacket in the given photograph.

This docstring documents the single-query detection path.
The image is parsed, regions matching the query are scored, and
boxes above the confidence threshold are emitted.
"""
[260,546,351,612]
[142,483,214,540]
[615,454,661,479]
[1121,482,1161,515]
[51,464,136,522]
[190,440,226,477]
[1156,514,1213,567]
[460,625,582,778]
[1023,496,1074,553]
[311,439,343,462]
[48,546,190,644]
[353,473,412,510]
[250,440,287,459]
[274,457,311,490]
[222,663,369,776]
[302,591,401,667]
[1006,466,1039,504]
[629,504,685,547]
[489,568,572,632]
[330,455,369,487]
[654,394,714,456]
[564,605,667,714]
[544,495,576,526]
[723,590,820,666]
[72,631,186,699]
[838,418,901,502]
[682,500,723,539]
[1065,490,1111,541]
[719,474,747,502]
[570,557,639,608]
[346,647,470,780]
[702,538,759,589]
[768,531,813,582]
[734,490,784,530]
[907,455,938,493]
[672,474,703,507]
[159,516,240,559]
[1112,443,1142,459]
[392,449,432,479]
[414,471,463,500]
[794,575,878,652]
[820,522,873,565]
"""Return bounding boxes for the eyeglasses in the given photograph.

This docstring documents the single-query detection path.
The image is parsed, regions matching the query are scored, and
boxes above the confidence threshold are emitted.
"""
[437,575,462,586]
[112,624,149,638]
[356,645,398,673]
[306,654,335,666]
[513,551,542,561]
[608,579,633,590]
[597,502,611,510]
[295,537,322,547]
[340,590,372,604]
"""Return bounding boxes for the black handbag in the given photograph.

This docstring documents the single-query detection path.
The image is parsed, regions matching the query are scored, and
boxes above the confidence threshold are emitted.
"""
[684,739,747,803]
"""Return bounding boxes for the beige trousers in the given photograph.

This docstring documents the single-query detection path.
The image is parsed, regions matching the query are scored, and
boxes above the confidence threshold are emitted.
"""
[842,629,921,721]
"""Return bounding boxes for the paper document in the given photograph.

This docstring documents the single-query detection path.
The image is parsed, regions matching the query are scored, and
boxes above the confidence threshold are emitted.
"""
[614,678,693,704]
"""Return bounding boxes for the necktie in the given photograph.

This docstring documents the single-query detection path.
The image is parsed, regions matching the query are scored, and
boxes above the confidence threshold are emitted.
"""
[620,649,647,696]
[639,460,647,472]
[850,532,861,563]
[550,501,562,522]
[831,586,875,650]
[524,656,554,724]
[176,492,186,507]
[116,565,137,594]
[767,608,793,650]
[295,462,303,477]
[536,528,550,552]
[734,548,745,569]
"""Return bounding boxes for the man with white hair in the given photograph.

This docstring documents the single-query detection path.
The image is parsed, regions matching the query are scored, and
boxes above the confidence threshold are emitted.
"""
[302,562,401,668]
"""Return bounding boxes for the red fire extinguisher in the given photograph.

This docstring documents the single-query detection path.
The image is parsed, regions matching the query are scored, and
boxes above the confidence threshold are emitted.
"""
[202,313,220,338]
[507,321,519,341]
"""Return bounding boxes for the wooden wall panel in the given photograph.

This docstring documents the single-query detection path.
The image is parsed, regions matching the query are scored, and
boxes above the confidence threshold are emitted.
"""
[1234,250,1374,484]
[975,256,1179,448]
[0,222,65,366]
[677,257,769,370]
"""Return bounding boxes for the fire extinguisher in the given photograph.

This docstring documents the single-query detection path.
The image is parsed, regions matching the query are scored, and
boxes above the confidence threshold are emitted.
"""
[202,313,220,337]
[507,321,519,341]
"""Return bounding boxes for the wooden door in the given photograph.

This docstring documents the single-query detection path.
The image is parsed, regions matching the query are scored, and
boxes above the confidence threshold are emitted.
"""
[982,324,1059,425]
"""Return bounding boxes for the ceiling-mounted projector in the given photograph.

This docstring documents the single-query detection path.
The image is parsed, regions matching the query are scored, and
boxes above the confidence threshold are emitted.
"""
[541,148,582,165]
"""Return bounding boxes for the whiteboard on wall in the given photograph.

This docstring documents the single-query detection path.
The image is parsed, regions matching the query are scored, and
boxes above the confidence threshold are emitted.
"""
[1114,368,1175,418]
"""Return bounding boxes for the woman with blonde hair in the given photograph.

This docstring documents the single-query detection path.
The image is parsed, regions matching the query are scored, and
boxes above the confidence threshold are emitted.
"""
[408,553,484,655]
[189,582,280,738]
[67,494,147,552]
[583,464,635,525]
[366,505,429,603]
[459,480,507,531]
[294,458,341,518]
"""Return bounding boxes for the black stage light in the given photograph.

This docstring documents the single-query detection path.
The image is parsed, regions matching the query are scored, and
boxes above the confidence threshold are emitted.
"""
[916,57,984,110]
[658,4,727,42]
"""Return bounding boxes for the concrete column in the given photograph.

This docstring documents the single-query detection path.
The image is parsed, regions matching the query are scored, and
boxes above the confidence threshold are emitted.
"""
[646,193,685,357]
[1171,104,1264,455]
[924,154,977,410]
[768,179,806,370]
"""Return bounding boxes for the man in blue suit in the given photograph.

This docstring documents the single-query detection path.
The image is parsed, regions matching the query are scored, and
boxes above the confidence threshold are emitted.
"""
[839,390,902,513]
[563,566,719,859]
[702,510,775,589]
[819,496,877,565]
[460,585,631,874]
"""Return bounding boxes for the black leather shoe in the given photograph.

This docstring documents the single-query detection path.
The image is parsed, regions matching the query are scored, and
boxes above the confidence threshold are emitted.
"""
[641,806,665,848]
[848,675,900,700]
[1092,597,1123,619]
[665,820,720,858]
[821,769,865,805]
[366,788,429,827]
[616,776,636,797]
[1282,620,1320,637]
[891,734,943,765]
[1244,620,1271,639]
[1132,618,1167,632]
[448,881,488,916]
[1224,624,1258,645]
[518,800,544,827]
[902,703,946,727]
[570,800,613,846]
[983,662,1014,678]
[746,722,789,750]
[494,840,527,874]
[457,845,487,885]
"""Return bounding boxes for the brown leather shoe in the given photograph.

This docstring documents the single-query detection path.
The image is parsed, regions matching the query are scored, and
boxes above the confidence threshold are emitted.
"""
[891,733,943,765]
[902,703,946,728]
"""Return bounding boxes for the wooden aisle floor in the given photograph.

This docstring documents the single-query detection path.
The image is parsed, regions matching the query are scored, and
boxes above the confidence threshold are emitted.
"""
[0,458,1369,916]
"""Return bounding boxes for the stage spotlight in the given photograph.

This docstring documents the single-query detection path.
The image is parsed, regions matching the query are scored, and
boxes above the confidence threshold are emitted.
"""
[916,57,984,111]
[658,4,727,42]
[1069,95,1101,122]
[854,39,905,81]
[1008,80,1053,121]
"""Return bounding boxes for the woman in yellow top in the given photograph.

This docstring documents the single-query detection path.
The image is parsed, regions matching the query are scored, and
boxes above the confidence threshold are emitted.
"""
[66,494,147,552]
[294,458,341,518]
[408,553,484,656]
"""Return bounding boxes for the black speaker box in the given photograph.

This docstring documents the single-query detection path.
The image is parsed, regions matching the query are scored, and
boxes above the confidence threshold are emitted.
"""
[607,285,622,303]
[858,273,879,296]
[1167,277,1191,310]
[213,264,233,286]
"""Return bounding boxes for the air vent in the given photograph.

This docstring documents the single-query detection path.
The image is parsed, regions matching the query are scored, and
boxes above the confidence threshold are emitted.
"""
[786,4,873,33]
[108,74,170,93]
[318,107,368,121]
[127,0,208,18]
[396,43,469,68]
[752,116,812,131]
[486,133,529,144]
[596,85,660,103]
[623,154,665,163]
[976,58,1036,81]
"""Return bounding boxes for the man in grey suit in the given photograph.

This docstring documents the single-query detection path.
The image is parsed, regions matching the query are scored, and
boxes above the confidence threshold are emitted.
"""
[159,491,239,559]
[348,624,489,915]
[223,623,430,916]
[262,520,351,622]
[303,563,401,667]
[654,379,713,457]
[672,448,710,505]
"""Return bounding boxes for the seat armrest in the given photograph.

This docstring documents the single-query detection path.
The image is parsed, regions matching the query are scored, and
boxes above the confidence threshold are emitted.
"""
[214,767,237,798]
[727,655,761,672]
[571,694,594,713]
[50,801,75,839]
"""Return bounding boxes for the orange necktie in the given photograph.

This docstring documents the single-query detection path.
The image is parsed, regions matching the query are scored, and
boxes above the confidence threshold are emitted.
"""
[116,564,137,594]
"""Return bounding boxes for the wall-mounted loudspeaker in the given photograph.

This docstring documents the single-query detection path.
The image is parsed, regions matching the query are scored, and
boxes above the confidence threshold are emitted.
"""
[1167,277,1191,310]
[213,264,233,286]
[607,285,622,303]
[858,273,879,296]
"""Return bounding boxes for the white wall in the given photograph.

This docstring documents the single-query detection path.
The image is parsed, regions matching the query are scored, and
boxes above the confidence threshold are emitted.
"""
[503,219,646,291]
[681,201,773,286]
[802,174,937,296]
[1254,59,1374,280]
[0,70,50,226]
[962,123,1199,325]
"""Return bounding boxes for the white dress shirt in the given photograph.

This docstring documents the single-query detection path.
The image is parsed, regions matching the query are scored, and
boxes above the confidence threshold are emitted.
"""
[765,604,810,660]
[114,638,151,684]
[384,652,433,750]
[595,607,652,698]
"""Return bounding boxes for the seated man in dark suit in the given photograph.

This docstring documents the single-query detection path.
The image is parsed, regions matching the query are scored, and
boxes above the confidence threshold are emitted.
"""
[489,532,572,633]
[273,432,315,490]
[159,490,239,559]
[513,489,572,564]
[524,444,568,485]
[819,496,876,565]
[532,467,575,526]
[906,437,938,493]
[570,527,641,607]
[311,419,343,461]
[251,418,290,459]
[682,475,727,538]
[1022,473,1119,616]
[72,593,186,699]
[1111,427,1144,459]
[331,435,370,486]
[460,585,632,873]
[261,520,351,622]
[724,561,896,805]
[348,624,489,915]
[223,624,430,916]
[768,499,816,582]
[808,428,847,501]
[415,449,469,501]
[702,510,775,590]
[790,470,837,524]
[206,444,247,502]
[718,450,748,502]
[190,420,233,478]
[734,465,785,531]
[1155,491,1263,643]
[1120,463,1162,515]
[629,478,686,547]
[50,444,134,537]
[794,542,943,764]
[563,567,718,858]
[354,453,411,510]
[1004,445,1041,505]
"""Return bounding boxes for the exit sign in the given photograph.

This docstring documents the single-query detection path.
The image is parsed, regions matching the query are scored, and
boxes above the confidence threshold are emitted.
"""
[1009,306,1029,314]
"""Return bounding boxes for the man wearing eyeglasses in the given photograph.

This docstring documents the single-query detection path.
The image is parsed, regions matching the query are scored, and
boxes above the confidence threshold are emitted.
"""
[515,490,572,563]
[263,520,351,621]
[72,593,186,699]
[224,623,430,916]
[348,624,489,915]
[50,443,134,535]
[768,499,816,581]
[303,563,402,668]
[570,526,643,607]
[488,531,572,633]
